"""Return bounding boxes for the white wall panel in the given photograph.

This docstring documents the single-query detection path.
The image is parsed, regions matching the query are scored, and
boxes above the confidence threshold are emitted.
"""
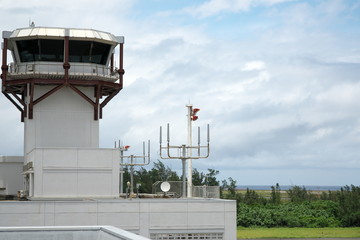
[24,86,99,155]
[27,148,119,198]
[0,199,237,240]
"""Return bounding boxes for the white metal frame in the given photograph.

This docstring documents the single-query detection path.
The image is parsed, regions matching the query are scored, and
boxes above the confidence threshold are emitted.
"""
[159,105,210,198]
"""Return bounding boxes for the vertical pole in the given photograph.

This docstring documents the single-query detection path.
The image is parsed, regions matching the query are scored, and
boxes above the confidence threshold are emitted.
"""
[159,126,162,144]
[186,104,193,197]
[198,126,201,156]
[118,43,125,87]
[167,123,170,143]
[63,29,70,83]
[143,141,145,161]
[120,145,124,194]
[181,145,187,198]
[130,155,134,195]
[24,83,30,156]
[110,52,114,73]
[182,158,186,198]
[148,140,150,160]
[1,38,8,85]
[119,43,123,74]
[29,173,33,197]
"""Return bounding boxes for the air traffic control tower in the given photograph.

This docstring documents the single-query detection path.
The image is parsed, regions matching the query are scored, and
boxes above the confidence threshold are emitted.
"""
[1,26,124,198]
[1,26,236,240]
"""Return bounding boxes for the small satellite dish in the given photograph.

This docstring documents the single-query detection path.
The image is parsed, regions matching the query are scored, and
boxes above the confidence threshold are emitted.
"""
[160,181,171,192]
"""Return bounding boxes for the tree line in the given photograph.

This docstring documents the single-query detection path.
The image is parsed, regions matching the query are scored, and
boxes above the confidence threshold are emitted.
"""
[222,179,360,227]
[123,160,360,228]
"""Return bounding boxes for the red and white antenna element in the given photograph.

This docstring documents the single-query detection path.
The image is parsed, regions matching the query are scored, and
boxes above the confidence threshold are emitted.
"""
[191,108,200,121]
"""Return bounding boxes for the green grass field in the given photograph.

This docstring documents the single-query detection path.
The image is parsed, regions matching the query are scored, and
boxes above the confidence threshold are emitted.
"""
[237,227,360,239]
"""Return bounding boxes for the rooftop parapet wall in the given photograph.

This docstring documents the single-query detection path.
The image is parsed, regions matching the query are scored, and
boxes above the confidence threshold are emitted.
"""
[0,199,237,240]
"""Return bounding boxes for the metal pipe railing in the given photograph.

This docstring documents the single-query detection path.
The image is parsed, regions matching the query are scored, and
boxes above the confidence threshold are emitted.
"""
[7,62,118,80]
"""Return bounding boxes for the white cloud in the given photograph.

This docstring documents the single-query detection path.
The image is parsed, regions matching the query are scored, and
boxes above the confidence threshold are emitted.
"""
[241,61,266,71]
[185,0,295,18]
[186,0,252,18]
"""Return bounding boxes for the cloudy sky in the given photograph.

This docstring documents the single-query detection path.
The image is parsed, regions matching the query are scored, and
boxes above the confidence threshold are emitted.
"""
[1,0,360,187]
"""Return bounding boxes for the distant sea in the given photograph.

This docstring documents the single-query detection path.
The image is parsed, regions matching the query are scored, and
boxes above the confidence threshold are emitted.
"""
[237,185,343,191]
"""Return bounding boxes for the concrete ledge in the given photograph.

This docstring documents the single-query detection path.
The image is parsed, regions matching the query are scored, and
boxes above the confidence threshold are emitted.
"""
[0,225,150,240]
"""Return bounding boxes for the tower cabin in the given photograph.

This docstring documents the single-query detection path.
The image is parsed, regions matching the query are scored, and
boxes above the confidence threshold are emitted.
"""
[1,27,124,198]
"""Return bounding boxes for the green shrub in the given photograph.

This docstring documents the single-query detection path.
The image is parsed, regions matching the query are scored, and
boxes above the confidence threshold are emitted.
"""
[237,201,341,228]
[338,185,360,227]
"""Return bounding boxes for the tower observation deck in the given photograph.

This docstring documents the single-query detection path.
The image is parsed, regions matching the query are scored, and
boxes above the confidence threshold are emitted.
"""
[1,26,124,122]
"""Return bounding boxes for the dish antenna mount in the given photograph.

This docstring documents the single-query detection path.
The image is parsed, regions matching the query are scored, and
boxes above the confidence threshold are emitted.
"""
[160,181,171,193]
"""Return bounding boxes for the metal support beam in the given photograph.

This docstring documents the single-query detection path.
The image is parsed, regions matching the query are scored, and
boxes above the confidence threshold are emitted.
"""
[22,90,27,120]
[94,85,101,120]
[63,34,70,82]
[99,89,120,119]
[2,92,23,113]
[33,84,65,106]
[28,83,34,119]
[69,85,96,107]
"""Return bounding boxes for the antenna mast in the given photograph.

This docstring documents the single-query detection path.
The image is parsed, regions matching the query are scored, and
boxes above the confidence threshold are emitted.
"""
[117,140,151,197]
[159,105,210,198]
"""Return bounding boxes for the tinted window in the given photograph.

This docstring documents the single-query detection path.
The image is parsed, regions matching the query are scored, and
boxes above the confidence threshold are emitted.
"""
[68,40,90,63]
[69,40,111,65]
[91,42,111,65]
[40,40,64,61]
[16,39,64,62]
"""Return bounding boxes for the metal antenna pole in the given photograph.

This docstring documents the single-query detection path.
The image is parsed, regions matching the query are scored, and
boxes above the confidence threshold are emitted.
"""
[130,155,134,195]
[198,127,201,156]
[120,141,123,194]
[186,104,193,198]
[118,140,127,194]
[181,145,187,198]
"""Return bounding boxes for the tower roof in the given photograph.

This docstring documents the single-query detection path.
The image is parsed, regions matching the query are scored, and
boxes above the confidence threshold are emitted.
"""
[5,27,124,46]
